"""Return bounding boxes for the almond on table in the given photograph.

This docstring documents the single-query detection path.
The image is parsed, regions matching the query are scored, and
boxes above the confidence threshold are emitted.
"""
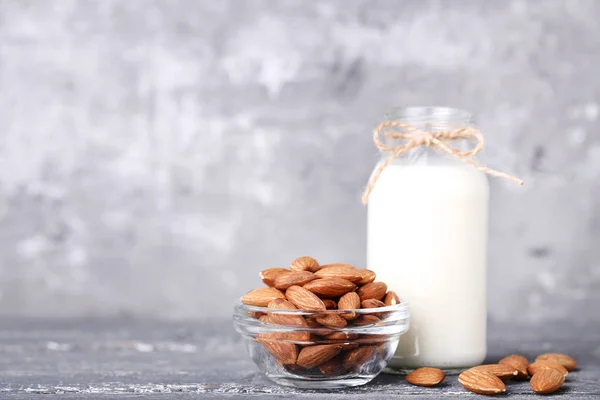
[498,354,529,380]
[535,353,577,371]
[530,368,565,394]
[406,367,445,387]
[470,364,519,381]
[527,361,568,377]
[458,369,506,395]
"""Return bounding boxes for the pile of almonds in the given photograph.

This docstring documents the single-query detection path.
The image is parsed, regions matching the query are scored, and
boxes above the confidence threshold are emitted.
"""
[241,256,401,375]
[405,352,577,395]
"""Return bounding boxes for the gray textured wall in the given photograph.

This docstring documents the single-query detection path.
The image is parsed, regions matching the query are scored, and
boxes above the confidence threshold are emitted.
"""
[0,0,599,322]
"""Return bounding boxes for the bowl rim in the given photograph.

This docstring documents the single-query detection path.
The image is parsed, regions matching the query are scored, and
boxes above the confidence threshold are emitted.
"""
[234,298,409,316]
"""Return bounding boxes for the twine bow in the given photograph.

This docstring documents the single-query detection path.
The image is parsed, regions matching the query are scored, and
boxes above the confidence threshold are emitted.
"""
[361,121,523,204]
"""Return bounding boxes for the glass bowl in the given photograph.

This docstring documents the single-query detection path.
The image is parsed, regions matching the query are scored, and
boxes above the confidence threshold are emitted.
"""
[233,300,410,389]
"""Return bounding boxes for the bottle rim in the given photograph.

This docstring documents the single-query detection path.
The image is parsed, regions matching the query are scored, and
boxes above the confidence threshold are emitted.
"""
[384,106,474,126]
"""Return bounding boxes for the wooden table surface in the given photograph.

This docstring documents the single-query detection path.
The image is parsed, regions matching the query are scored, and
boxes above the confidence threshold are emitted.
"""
[0,318,598,399]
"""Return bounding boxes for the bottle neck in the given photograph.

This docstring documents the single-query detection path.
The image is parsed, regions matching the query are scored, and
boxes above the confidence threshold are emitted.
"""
[379,107,477,166]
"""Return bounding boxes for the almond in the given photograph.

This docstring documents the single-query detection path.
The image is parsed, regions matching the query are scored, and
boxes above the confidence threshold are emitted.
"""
[282,363,307,374]
[319,356,346,376]
[357,282,387,301]
[260,330,311,344]
[320,263,356,270]
[361,299,386,308]
[358,333,388,345]
[258,315,270,323]
[383,291,401,306]
[498,354,529,380]
[260,268,289,287]
[307,333,323,342]
[342,342,360,351]
[303,278,357,298]
[247,311,264,319]
[353,315,381,326]
[325,331,359,340]
[377,343,390,358]
[302,321,334,337]
[406,367,445,387]
[530,368,565,394]
[536,353,577,371]
[267,298,295,309]
[458,369,506,395]
[322,299,337,309]
[257,338,298,365]
[527,361,568,377]
[338,292,361,320]
[287,332,312,343]
[242,287,285,307]
[266,299,308,329]
[500,353,529,366]
[355,269,376,285]
[358,333,386,350]
[273,271,317,290]
[319,340,360,350]
[471,364,519,381]
[304,317,321,328]
[290,256,320,272]
[316,313,348,329]
[342,346,376,371]
[315,265,362,283]
[296,344,342,368]
[285,286,326,311]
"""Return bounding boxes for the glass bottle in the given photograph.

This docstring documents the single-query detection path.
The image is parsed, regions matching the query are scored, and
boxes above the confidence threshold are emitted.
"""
[367,107,489,370]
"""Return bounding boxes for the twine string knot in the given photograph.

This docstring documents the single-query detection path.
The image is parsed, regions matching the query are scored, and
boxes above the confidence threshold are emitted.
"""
[362,121,523,204]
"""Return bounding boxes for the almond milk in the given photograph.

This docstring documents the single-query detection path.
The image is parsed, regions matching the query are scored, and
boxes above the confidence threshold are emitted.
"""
[368,161,489,369]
